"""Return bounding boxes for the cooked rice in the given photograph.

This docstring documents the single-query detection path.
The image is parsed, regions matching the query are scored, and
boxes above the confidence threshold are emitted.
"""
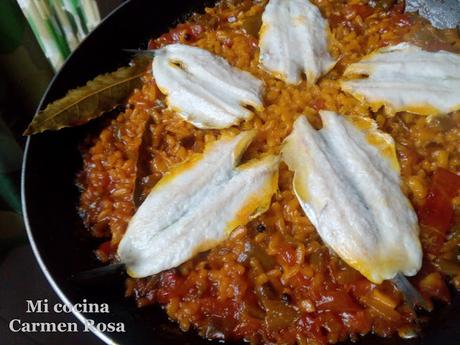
[78,1,460,344]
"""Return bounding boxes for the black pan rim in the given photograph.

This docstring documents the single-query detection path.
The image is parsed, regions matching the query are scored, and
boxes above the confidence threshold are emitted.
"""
[20,1,132,344]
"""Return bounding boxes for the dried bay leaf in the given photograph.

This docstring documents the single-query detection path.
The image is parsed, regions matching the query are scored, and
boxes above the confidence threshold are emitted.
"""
[24,58,150,135]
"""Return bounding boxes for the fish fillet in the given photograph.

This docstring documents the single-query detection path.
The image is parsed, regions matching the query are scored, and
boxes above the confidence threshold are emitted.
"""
[341,42,460,116]
[282,111,422,283]
[152,44,264,129]
[118,131,279,278]
[258,0,336,84]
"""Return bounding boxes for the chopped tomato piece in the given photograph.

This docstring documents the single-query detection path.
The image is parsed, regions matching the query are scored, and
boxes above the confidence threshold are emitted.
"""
[316,291,362,313]
[200,298,240,325]
[233,318,262,338]
[278,244,297,266]
[342,310,372,335]
[348,279,374,298]
[97,240,113,255]
[311,99,326,111]
[156,270,185,303]
[350,4,374,20]
[430,167,460,197]
[148,24,204,49]
[95,240,116,262]
[418,168,460,230]
[328,13,344,29]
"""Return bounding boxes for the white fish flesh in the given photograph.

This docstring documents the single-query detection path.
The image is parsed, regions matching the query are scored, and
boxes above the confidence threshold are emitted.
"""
[282,111,422,283]
[152,44,264,129]
[258,0,336,84]
[341,42,460,116]
[118,131,279,278]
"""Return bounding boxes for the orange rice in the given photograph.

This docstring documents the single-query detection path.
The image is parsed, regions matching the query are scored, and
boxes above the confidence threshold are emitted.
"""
[77,1,460,344]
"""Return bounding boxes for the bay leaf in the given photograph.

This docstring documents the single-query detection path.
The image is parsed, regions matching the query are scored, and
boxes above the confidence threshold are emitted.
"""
[24,58,150,135]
